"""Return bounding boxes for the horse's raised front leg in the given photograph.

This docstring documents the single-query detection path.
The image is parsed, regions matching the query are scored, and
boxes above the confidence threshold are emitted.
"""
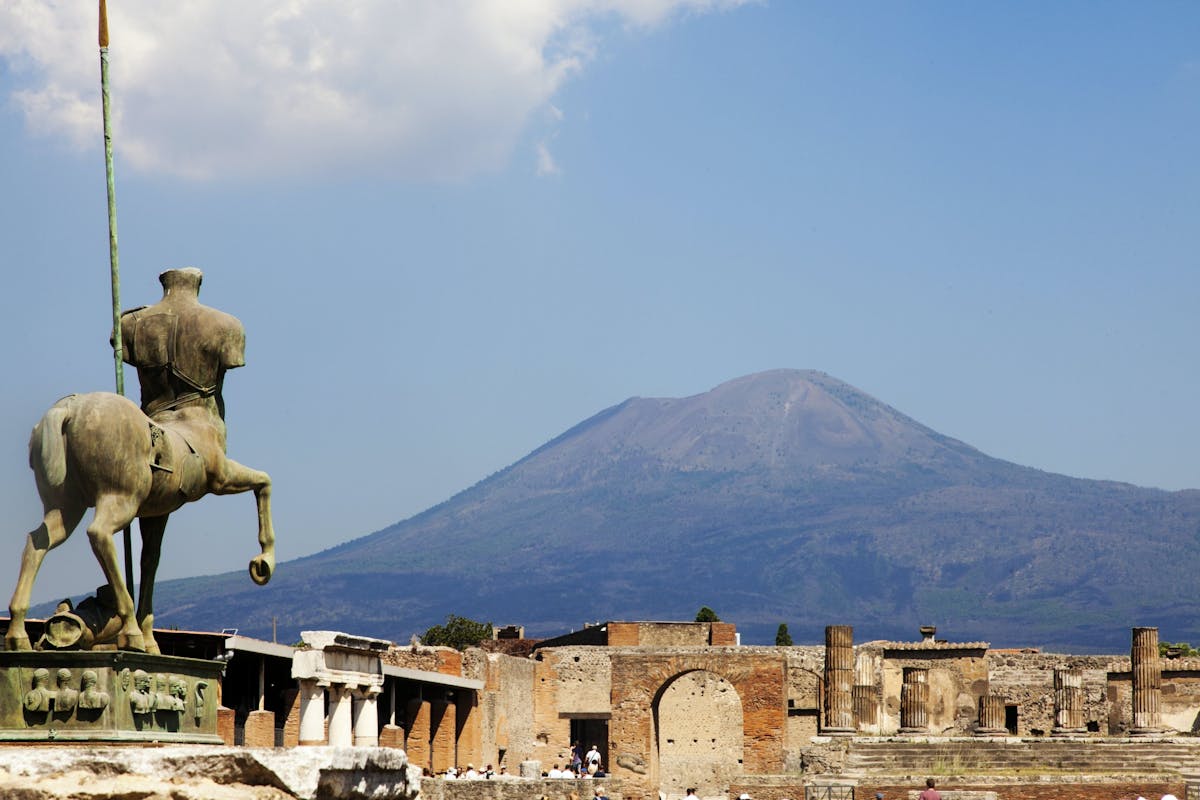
[86,493,145,652]
[136,515,168,655]
[211,458,275,585]
[6,501,85,651]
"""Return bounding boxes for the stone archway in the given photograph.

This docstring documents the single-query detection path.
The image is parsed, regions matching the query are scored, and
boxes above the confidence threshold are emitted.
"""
[654,670,744,800]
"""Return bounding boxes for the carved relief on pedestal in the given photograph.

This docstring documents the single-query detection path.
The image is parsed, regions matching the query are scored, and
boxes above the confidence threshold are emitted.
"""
[79,670,110,711]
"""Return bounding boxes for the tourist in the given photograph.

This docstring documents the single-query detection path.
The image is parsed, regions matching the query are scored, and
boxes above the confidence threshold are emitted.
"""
[444,767,458,780]
[572,740,584,773]
[464,764,478,779]
[562,765,576,779]
[738,794,751,800]
[549,764,564,779]
[586,744,602,774]
[918,778,941,800]
[685,787,700,800]
[484,764,495,779]
[594,786,610,800]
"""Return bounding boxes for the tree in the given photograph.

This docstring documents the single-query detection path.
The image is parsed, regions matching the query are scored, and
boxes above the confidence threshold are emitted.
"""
[775,623,793,646]
[695,606,720,622]
[421,614,494,650]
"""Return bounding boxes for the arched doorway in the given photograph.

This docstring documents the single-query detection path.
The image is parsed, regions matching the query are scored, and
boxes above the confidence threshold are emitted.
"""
[654,670,744,800]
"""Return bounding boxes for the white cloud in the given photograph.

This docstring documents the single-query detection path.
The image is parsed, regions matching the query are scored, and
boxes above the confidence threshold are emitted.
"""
[536,141,561,176]
[0,0,751,182]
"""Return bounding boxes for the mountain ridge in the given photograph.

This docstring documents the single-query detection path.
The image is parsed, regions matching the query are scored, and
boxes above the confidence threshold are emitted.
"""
[115,369,1200,651]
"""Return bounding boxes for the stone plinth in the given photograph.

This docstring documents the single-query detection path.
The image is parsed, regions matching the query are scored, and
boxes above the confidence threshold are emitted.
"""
[243,709,275,747]
[0,650,224,744]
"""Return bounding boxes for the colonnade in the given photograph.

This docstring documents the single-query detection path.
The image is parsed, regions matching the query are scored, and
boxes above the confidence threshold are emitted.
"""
[298,679,382,747]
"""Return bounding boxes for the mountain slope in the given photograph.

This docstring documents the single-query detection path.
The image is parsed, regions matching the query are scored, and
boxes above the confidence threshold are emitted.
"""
[145,369,1200,651]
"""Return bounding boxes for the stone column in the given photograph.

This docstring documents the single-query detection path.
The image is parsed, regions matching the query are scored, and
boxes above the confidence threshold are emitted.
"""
[1052,668,1085,735]
[852,650,878,731]
[353,688,380,747]
[975,695,1006,736]
[899,667,929,733]
[823,625,855,734]
[328,684,354,747]
[298,679,327,746]
[1131,627,1162,735]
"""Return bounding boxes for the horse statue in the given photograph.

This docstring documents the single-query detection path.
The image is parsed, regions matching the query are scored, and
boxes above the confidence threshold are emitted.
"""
[6,268,275,654]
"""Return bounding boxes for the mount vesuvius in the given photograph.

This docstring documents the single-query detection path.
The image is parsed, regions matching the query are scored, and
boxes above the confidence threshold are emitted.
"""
[144,370,1200,651]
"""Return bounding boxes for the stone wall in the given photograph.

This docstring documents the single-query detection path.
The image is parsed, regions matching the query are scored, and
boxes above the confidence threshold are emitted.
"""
[476,651,537,768]
[1108,660,1200,735]
[986,652,1121,735]
[783,647,824,759]
[875,648,988,735]
[422,777,623,800]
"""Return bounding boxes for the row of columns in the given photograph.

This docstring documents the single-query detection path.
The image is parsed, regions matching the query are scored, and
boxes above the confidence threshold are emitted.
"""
[298,679,381,747]
[822,625,1167,737]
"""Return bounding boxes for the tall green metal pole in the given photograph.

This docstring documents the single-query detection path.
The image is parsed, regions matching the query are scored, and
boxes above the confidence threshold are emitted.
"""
[100,0,136,594]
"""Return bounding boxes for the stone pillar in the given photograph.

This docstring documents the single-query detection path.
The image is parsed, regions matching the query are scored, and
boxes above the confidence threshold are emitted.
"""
[328,684,354,747]
[975,695,1006,736]
[282,688,301,748]
[217,705,236,746]
[899,667,929,733]
[1131,626,1162,735]
[353,689,380,747]
[853,651,878,731]
[431,699,457,774]
[823,625,855,734]
[298,680,327,746]
[405,699,432,770]
[1052,668,1086,735]
[456,691,483,767]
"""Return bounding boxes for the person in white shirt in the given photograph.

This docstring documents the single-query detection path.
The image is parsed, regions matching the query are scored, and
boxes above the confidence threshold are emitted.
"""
[548,765,563,779]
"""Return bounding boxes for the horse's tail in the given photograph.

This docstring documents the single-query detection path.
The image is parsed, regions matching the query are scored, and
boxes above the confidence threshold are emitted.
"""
[30,396,74,489]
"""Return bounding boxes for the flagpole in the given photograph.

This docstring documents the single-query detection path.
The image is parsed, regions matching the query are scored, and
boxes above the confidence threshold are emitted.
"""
[100,0,136,595]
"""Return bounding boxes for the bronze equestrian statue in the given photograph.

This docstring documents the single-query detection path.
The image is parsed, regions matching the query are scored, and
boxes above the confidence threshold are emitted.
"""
[6,268,275,654]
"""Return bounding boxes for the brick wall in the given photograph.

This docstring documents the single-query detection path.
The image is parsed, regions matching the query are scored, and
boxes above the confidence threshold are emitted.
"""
[710,623,737,646]
[609,649,786,800]
[608,624,640,647]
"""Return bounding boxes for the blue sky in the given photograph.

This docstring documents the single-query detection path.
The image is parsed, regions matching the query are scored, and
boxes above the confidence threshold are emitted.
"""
[1,1,1197,605]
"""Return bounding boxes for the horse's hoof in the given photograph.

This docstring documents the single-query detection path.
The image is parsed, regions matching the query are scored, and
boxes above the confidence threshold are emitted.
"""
[5,635,31,652]
[249,554,274,585]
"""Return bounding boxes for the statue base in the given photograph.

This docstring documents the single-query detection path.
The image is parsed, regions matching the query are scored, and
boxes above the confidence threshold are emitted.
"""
[0,650,224,743]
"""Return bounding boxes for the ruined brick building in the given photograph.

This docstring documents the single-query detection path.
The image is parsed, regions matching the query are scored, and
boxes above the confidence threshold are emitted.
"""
[198,620,1200,800]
